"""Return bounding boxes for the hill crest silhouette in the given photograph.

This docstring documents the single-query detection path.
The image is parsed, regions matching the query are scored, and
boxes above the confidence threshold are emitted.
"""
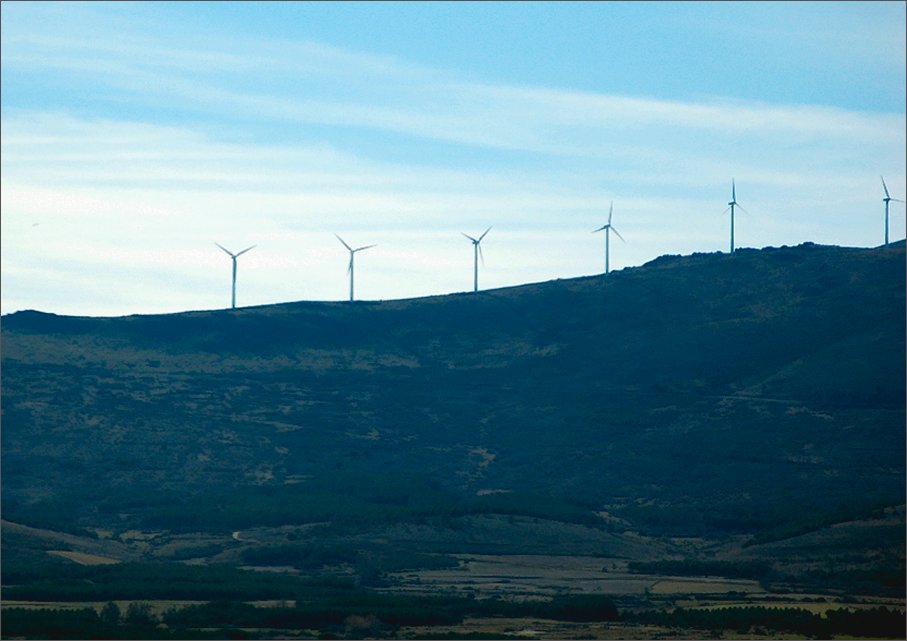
[2,241,904,591]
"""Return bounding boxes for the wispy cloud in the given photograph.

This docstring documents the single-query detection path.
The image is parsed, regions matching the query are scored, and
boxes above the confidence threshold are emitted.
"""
[6,22,902,155]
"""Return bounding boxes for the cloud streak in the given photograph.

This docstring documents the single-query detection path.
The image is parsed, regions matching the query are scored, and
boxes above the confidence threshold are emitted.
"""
[6,24,902,154]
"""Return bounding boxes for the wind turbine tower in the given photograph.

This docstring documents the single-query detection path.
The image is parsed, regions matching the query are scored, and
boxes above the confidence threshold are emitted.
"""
[723,179,748,253]
[336,234,376,302]
[592,201,624,275]
[881,176,904,247]
[215,242,255,309]
[462,227,491,293]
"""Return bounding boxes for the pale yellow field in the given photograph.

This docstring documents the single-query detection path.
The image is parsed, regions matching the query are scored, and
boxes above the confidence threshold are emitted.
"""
[46,550,120,565]
[390,554,771,599]
[401,617,684,640]
[650,578,765,595]
[390,554,654,598]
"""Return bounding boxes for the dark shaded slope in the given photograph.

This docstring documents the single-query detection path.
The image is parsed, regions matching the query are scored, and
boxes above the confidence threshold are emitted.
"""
[1,243,904,540]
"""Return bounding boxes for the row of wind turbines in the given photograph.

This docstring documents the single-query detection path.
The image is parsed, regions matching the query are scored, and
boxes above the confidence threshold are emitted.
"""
[215,176,905,309]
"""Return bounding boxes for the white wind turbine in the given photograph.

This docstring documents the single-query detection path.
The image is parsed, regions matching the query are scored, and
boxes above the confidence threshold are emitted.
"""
[592,202,624,275]
[462,226,491,293]
[215,242,255,309]
[881,176,904,247]
[336,234,376,302]
[722,179,749,253]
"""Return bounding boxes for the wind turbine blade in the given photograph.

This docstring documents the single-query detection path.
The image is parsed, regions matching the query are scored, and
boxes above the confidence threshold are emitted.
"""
[608,201,613,225]
[611,226,626,242]
[736,204,751,216]
[592,225,607,233]
[881,176,891,199]
[215,242,235,257]
[478,226,492,242]
[721,206,731,216]
[335,234,352,251]
[235,244,256,257]
[478,243,485,267]
[891,198,906,203]
[462,232,477,242]
[355,244,377,252]
[347,257,353,274]
[732,178,736,202]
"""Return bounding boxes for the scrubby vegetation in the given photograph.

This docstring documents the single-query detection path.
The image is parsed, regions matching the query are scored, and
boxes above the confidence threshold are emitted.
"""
[628,605,905,639]
[1,562,351,602]
[1,606,241,639]
[2,243,904,638]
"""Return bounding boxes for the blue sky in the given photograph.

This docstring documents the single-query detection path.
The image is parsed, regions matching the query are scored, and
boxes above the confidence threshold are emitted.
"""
[2,1,905,316]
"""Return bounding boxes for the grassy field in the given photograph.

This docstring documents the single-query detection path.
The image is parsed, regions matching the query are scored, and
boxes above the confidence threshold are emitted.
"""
[3,550,903,640]
[399,617,682,640]
[385,552,898,602]
[389,554,657,598]
[46,550,120,565]
[649,578,764,595]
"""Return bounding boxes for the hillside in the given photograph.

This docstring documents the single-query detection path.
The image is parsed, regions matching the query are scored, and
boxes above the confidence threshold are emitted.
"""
[2,242,905,605]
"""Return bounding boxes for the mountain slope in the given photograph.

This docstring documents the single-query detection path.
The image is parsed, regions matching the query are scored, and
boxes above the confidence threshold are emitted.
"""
[2,243,904,550]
